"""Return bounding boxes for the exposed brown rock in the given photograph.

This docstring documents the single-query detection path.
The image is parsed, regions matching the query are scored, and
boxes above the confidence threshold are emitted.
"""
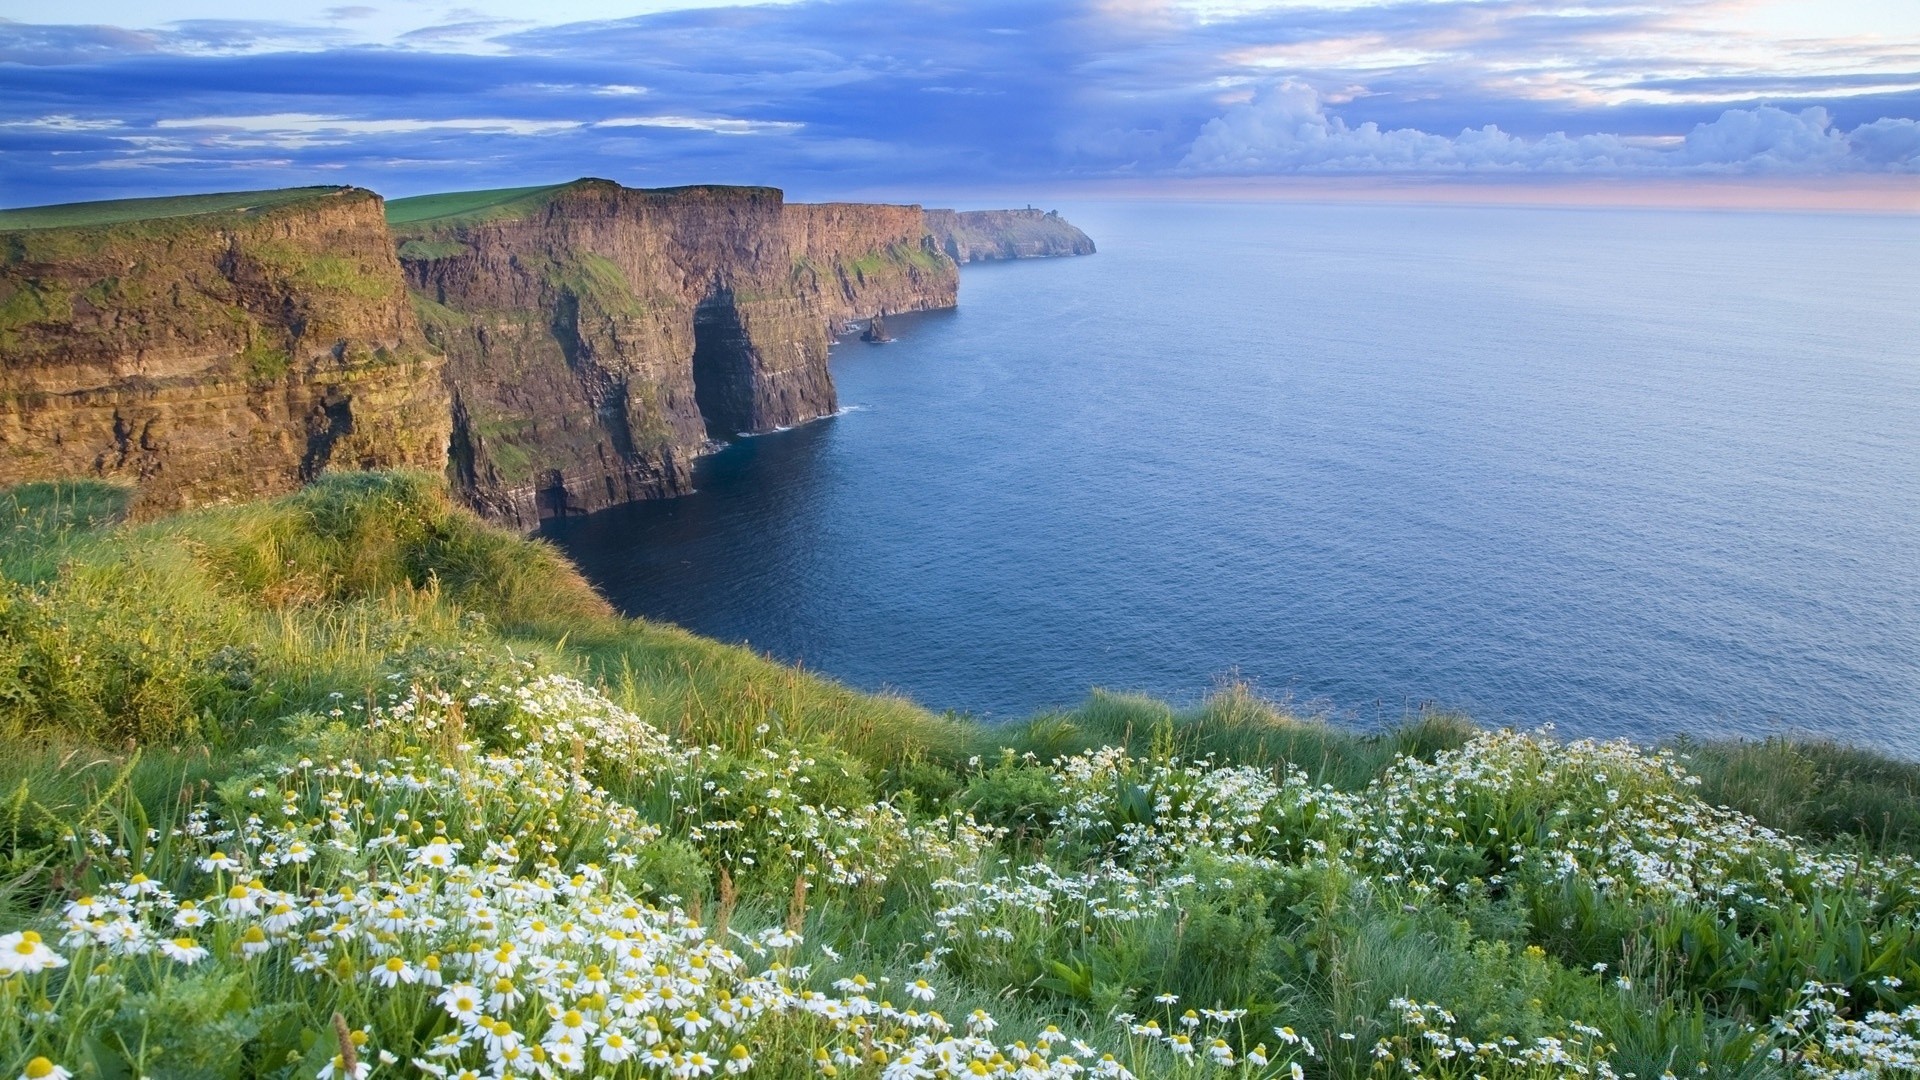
[0,187,449,517]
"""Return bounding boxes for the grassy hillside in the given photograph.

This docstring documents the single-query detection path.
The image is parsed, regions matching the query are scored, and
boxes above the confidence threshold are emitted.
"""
[1,472,1916,1080]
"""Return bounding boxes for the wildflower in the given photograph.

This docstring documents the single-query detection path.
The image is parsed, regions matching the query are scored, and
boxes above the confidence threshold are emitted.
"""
[726,1045,753,1075]
[438,984,483,1024]
[370,956,415,987]
[597,1030,635,1064]
[315,1055,368,1080]
[906,979,937,1002]
[0,931,66,976]
[223,884,259,917]
[160,937,209,965]
[238,925,272,959]
[121,873,162,897]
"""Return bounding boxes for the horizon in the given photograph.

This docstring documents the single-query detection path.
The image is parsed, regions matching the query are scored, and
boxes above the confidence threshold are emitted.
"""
[3,0,1917,212]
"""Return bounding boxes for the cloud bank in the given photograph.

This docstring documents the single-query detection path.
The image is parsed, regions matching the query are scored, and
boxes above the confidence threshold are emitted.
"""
[1181,81,1920,174]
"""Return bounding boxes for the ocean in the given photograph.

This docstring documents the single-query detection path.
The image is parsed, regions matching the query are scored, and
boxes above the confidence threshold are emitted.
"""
[543,200,1920,752]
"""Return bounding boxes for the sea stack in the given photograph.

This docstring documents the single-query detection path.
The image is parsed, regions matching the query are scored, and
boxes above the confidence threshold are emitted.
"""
[862,314,892,343]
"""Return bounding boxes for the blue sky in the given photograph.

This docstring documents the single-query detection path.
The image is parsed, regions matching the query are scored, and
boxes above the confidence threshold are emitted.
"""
[2,0,1917,207]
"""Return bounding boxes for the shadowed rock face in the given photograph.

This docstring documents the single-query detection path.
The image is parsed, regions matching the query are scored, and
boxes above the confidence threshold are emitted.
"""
[923,208,1097,262]
[0,187,450,517]
[396,180,958,528]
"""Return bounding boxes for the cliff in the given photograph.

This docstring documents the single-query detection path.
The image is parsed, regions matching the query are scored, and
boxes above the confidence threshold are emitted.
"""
[783,202,957,333]
[0,187,449,516]
[924,208,1096,262]
[0,183,1086,527]
[392,179,957,527]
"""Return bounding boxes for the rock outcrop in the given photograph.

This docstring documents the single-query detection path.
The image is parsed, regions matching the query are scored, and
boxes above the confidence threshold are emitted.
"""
[393,180,957,528]
[0,187,449,517]
[923,208,1096,262]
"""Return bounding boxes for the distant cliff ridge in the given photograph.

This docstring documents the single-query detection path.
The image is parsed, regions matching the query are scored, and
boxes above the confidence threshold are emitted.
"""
[0,182,1087,524]
[924,208,1096,263]
[391,179,957,527]
[0,187,449,516]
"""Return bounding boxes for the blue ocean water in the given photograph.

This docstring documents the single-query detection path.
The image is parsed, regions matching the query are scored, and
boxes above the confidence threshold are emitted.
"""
[544,201,1920,751]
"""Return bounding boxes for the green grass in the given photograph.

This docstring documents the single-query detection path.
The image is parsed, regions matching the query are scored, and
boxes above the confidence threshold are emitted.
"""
[2,471,1918,1080]
[0,187,344,232]
[395,238,471,261]
[384,183,574,226]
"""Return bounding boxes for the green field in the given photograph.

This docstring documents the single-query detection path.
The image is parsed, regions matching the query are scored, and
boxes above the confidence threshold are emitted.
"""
[0,472,1916,1080]
[0,188,346,232]
[384,183,575,227]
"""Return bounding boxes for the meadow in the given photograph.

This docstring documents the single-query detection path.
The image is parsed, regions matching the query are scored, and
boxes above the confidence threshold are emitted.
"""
[2,472,1917,1080]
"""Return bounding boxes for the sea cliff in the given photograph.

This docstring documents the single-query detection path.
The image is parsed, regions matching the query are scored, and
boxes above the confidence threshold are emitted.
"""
[924,207,1097,262]
[0,183,1098,525]
[391,179,958,527]
[0,187,449,516]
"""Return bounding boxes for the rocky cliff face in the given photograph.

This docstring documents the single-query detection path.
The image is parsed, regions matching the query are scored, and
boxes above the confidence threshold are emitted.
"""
[0,187,449,516]
[783,203,957,333]
[924,208,1096,262]
[394,180,957,528]
[0,183,1082,527]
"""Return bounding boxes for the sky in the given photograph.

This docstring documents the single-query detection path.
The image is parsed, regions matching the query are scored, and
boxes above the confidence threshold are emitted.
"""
[2,0,1917,208]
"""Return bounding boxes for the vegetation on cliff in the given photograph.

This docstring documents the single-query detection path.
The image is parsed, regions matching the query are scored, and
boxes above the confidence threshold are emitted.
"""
[1,473,1917,1080]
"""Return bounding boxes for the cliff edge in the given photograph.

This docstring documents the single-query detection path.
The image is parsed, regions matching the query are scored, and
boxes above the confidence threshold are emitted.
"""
[923,208,1096,263]
[391,179,957,527]
[0,187,449,516]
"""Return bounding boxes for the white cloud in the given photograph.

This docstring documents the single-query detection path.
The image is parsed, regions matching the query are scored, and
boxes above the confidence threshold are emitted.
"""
[5,114,128,130]
[1181,81,1650,172]
[155,113,582,136]
[594,115,803,136]
[1182,81,1920,174]
[1675,105,1848,169]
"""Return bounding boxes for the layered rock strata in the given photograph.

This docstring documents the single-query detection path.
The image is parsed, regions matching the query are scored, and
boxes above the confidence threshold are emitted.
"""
[0,187,449,517]
[394,180,957,527]
[924,208,1097,262]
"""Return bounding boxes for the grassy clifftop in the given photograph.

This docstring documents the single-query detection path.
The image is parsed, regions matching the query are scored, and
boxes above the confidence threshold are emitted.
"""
[0,187,347,232]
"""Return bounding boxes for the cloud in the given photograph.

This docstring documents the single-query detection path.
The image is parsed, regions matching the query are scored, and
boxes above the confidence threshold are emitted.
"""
[1848,117,1920,168]
[595,115,803,135]
[1181,80,1920,174]
[0,0,1915,205]
[154,112,585,144]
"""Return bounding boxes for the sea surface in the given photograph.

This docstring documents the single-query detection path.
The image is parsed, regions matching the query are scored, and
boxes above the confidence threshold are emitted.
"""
[544,201,1920,752]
